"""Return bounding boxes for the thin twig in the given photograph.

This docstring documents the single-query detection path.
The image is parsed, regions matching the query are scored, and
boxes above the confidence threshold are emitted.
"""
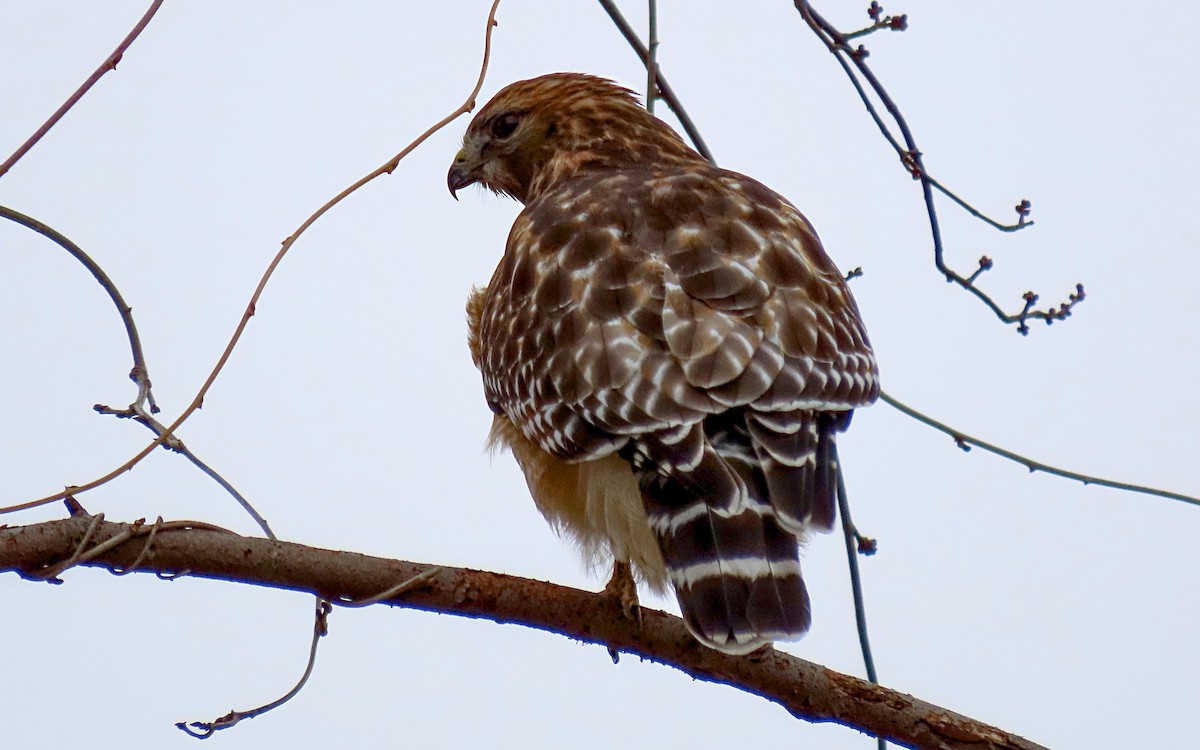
[835,459,885,750]
[0,0,505,517]
[0,0,165,178]
[15,508,319,737]
[27,511,105,582]
[880,390,1200,508]
[792,2,1084,334]
[844,2,908,41]
[334,567,442,608]
[177,599,333,739]
[596,0,714,162]
[5,6,501,737]
[928,175,1027,232]
[21,513,239,582]
[0,204,158,413]
[646,0,658,113]
[0,205,269,528]
[93,404,276,538]
[1,204,275,536]
[112,516,162,575]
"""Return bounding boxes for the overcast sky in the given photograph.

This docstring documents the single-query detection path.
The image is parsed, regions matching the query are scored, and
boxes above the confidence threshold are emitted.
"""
[2,2,1197,749]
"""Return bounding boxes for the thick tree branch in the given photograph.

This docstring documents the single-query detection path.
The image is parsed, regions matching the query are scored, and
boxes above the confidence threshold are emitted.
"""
[1,515,1046,750]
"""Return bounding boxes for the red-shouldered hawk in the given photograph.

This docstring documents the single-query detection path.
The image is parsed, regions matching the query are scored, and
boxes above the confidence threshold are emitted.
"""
[450,73,878,654]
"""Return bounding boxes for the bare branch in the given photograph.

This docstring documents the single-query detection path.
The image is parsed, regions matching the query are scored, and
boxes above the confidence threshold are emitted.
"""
[835,456,886,750]
[929,177,1030,233]
[177,598,331,738]
[0,204,158,413]
[845,2,908,40]
[0,0,504,516]
[0,515,1050,750]
[596,0,714,162]
[0,1,165,178]
[646,0,658,113]
[92,403,276,538]
[793,2,1084,333]
[880,390,1200,508]
[0,205,274,536]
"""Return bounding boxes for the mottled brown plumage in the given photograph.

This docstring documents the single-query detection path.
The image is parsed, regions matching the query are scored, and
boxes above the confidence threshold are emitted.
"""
[452,73,878,654]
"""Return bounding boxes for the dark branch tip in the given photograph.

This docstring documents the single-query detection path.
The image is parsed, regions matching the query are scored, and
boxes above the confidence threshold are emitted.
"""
[966,256,994,284]
[863,3,907,33]
[175,721,217,739]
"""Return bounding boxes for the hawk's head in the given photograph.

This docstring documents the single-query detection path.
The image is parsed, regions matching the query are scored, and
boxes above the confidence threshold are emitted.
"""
[448,72,698,204]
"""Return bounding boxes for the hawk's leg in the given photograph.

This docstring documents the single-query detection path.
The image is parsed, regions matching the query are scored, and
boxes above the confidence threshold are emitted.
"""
[603,560,641,623]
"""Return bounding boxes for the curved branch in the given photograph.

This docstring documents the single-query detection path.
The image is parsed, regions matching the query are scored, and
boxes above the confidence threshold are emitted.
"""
[0,205,274,536]
[0,204,156,411]
[0,515,1048,750]
[0,0,504,516]
[177,598,331,738]
[0,0,165,178]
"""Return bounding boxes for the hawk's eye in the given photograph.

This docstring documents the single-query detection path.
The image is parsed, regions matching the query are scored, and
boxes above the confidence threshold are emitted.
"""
[491,114,520,139]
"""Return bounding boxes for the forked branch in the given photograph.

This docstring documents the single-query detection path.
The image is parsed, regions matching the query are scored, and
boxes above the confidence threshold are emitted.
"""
[0,0,503,517]
[793,1,1084,333]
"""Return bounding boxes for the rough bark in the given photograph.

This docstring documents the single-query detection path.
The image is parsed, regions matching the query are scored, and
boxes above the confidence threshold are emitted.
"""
[0,515,1047,750]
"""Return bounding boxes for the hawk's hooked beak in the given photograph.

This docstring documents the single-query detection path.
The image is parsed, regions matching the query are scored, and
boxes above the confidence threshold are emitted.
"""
[447,149,477,200]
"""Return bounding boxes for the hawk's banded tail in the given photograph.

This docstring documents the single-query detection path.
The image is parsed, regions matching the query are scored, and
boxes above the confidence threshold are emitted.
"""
[631,410,844,654]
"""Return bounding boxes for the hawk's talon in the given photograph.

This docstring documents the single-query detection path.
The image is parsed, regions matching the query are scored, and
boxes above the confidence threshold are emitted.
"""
[603,560,642,625]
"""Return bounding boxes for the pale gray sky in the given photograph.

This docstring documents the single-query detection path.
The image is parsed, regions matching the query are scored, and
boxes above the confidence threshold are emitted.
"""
[2,2,1197,749]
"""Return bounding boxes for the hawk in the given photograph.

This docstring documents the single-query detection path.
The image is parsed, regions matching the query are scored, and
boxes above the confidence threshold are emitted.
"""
[449,73,878,654]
